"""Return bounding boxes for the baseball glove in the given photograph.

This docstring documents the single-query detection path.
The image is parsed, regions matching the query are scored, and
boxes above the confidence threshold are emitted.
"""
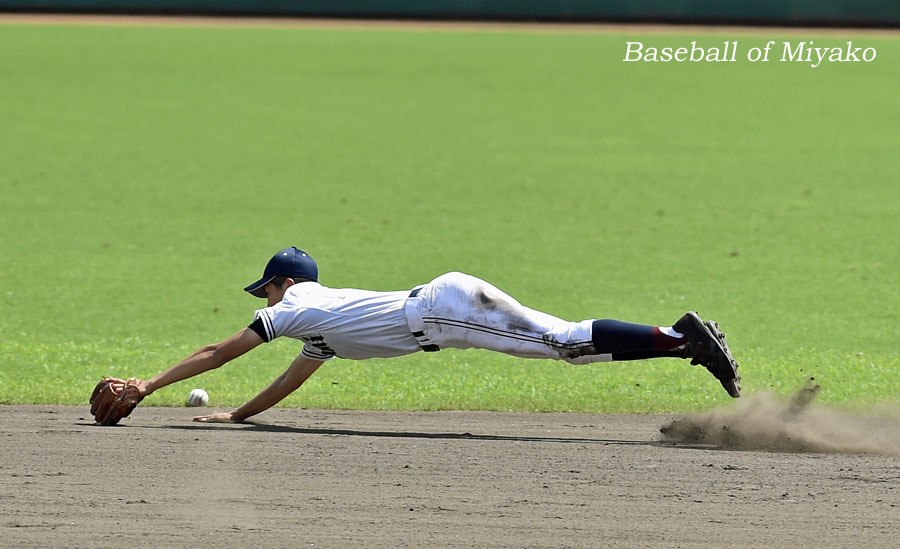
[89,377,144,425]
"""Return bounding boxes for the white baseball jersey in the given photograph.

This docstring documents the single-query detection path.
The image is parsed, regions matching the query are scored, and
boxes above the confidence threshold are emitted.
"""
[249,273,601,364]
[250,282,422,361]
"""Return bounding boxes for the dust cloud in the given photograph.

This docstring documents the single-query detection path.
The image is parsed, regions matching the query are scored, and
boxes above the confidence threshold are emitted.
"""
[659,380,900,455]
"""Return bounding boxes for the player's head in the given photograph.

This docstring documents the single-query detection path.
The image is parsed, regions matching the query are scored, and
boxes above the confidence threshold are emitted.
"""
[244,247,318,301]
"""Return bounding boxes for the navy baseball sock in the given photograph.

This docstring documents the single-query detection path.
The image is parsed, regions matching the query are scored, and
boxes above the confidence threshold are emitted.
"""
[591,319,686,361]
[608,349,684,361]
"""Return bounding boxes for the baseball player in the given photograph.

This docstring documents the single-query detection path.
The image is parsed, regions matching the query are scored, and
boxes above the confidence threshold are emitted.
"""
[89,246,740,425]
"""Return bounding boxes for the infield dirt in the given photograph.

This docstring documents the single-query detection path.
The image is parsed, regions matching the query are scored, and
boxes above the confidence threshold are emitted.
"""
[3,405,898,548]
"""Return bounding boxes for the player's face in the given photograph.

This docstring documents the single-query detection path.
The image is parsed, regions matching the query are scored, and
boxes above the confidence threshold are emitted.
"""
[264,280,289,306]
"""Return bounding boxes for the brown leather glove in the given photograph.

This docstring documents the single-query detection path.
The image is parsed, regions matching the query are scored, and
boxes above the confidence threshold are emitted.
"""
[89,377,144,425]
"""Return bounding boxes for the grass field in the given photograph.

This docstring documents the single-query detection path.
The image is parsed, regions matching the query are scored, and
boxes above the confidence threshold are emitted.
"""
[1,19,897,412]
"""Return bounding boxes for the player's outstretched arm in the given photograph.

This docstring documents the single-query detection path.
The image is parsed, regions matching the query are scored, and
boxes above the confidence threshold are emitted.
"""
[139,328,264,397]
[193,354,324,423]
[90,327,265,425]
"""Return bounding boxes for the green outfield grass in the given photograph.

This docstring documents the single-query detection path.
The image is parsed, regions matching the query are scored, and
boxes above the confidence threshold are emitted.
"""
[1,21,897,412]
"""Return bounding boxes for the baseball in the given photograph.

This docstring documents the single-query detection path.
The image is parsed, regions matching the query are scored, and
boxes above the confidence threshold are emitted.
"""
[187,389,209,407]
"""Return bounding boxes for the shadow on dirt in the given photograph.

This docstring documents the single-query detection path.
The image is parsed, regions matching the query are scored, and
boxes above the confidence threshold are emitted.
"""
[125,422,660,447]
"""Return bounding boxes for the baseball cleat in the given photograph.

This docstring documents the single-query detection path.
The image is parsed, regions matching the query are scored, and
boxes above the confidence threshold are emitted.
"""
[674,311,741,398]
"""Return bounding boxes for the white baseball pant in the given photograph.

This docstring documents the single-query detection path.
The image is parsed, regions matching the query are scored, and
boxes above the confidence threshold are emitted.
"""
[404,272,608,364]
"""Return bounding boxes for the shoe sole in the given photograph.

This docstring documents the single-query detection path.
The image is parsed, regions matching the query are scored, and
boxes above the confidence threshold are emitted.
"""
[680,312,741,398]
[704,319,741,398]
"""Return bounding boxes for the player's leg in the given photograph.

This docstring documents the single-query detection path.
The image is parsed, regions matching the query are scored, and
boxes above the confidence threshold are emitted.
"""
[407,272,585,359]
[591,314,741,397]
[410,273,740,397]
[588,319,687,362]
[415,273,683,362]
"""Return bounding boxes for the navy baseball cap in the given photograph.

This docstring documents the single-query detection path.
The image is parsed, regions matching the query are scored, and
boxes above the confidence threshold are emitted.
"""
[244,247,318,298]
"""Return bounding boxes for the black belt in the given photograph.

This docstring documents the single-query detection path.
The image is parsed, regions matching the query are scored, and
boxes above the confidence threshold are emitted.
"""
[408,288,439,352]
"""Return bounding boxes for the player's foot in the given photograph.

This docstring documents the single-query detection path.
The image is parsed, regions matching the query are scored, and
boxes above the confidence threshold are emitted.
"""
[673,311,741,398]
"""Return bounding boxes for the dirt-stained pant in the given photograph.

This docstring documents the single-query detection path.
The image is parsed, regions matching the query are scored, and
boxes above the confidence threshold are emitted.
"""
[404,272,607,364]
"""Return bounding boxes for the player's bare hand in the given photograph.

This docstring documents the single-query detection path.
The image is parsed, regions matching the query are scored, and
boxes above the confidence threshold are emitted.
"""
[193,412,239,423]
